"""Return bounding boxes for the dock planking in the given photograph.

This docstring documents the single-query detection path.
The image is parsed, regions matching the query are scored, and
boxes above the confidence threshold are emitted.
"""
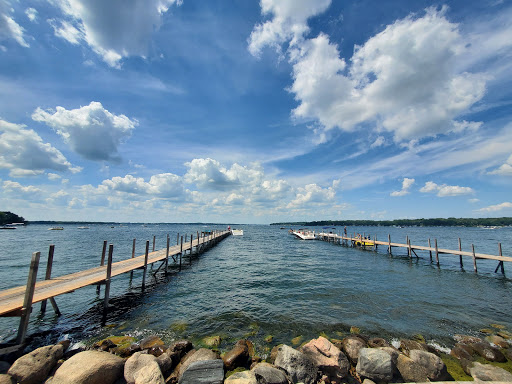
[316,232,511,267]
[0,230,230,344]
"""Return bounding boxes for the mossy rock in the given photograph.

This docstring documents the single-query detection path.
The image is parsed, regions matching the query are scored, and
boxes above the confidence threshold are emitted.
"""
[335,331,345,337]
[491,323,507,330]
[440,353,473,381]
[319,332,330,341]
[498,331,512,340]
[350,326,360,334]
[264,335,273,343]
[202,335,222,348]
[412,334,426,343]
[480,328,494,334]
[106,336,136,346]
[226,367,247,378]
[170,321,188,333]
[291,335,303,345]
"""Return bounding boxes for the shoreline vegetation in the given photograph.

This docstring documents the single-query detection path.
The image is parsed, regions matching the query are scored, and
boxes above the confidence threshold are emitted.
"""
[271,217,512,228]
[1,325,512,383]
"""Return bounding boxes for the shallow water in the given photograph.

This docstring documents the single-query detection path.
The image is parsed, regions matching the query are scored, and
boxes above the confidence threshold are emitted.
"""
[0,224,511,351]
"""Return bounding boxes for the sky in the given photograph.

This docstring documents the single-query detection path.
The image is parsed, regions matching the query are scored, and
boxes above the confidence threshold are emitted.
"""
[0,0,511,224]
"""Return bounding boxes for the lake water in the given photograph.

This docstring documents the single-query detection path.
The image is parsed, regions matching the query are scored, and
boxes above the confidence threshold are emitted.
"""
[1,223,511,353]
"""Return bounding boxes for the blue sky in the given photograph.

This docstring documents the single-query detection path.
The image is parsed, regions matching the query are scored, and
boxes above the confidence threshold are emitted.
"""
[0,0,511,224]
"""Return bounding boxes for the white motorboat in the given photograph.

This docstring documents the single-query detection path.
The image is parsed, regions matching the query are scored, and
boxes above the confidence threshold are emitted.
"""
[292,230,317,240]
[231,229,244,236]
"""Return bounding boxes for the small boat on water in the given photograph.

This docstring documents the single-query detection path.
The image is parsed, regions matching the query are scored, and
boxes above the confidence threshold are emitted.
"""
[231,229,244,236]
[0,226,16,230]
[354,238,374,247]
[48,227,64,230]
[292,230,317,240]
[77,226,89,229]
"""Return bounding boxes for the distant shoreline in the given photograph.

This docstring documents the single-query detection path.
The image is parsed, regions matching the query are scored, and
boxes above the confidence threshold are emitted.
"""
[271,217,512,227]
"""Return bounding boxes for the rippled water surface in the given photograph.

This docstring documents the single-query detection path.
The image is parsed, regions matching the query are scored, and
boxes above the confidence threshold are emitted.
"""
[1,224,511,350]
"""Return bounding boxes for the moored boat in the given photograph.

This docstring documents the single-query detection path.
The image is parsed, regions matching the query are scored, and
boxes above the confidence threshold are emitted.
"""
[48,227,64,230]
[231,229,244,236]
[292,229,317,240]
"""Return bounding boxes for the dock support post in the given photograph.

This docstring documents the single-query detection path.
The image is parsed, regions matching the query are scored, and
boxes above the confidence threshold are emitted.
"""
[428,239,432,262]
[179,236,183,271]
[190,235,193,264]
[165,235,170,272]
[103,244,114,312]
[41,245,60,316]
[142,241,149,288]
[97,240,108,294]
[388,235,391,254]
[17,252,40,345]
[152,236,156,252]
[458,238,463,268]
[408,238,412,259]
[495,243,504,274]
[406,236,411,258]
[472,244,478,273]
[176,233,179,246]
[435,239,439,266]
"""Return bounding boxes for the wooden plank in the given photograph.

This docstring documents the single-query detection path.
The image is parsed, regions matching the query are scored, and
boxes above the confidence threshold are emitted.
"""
[0,231,229,316]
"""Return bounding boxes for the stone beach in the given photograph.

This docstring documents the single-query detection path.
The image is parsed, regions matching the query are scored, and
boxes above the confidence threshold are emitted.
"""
[1,326,512,383]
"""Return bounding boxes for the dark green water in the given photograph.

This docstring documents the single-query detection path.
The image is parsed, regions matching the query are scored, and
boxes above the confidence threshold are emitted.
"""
[1,224,511,353]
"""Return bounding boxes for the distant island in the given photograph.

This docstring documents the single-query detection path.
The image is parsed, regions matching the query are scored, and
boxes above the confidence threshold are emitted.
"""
[0,211,26,226]
[271,217,512,227]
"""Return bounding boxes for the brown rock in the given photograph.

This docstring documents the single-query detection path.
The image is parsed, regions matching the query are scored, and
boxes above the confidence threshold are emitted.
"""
[167,340,192,359]
[223,343,250,371]
[367,338,390,348]
[341,336,366,364]
[470,361,512,381]
[485,335,509,348]
[450,344,473,361]
[399,339,428,356]
[301,336,349,382]
[408,350,451,381]
[0,374,15,384]
[124,352,163,384]
[148,346,167,357]
[269,344,283,364]
[8,344,64,384]
[51,351,124,384]
[140,336,165,350]
[396,354,429,382]
[453,334,482,344]
[471,341,507,362]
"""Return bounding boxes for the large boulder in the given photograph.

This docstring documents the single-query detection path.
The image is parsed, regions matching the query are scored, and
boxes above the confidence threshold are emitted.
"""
[140,336,165,350]
[167,340,193,359]
[368,338,391,348]
[355,348,393,382]
[178,348,219,379]
[485,335,509,348]
[251,362,289,384]
[453,334,482,344]
[470,361,512,381]
[408,350,450,381]
[51,350,124,384]
[274,345,317,384]
[471,341,507,362]
[399,339,429,356]
[224,370,257,384]
[124,352,164,384]
[7,344,64,384]
[341,336,366,364]
[450,343,473,361]
[178,359,224,384]
[396,354,429,382]
[301,336,349,382]
[134,365,165,384]
[0,375,14,384]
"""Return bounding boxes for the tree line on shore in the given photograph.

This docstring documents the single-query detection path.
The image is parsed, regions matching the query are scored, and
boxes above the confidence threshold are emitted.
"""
[0,211,26,226]
[271,217,512,227]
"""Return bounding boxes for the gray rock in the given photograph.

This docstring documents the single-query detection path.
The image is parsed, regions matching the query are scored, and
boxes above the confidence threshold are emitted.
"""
[178,348,219,380]
[125,352,163,384]
[156,353,174,376]
[356,348,393,382]
[0,374,15,384]
[341,336,366,364]
[470,361,512,381]
[396,353,429,382]
[274,345,317,384]
[471,341,507,362]
[301,336,349,382]
[224,370,257,384]
[51,350,124,384]
[368,338,390,348]
[399,339,428,356]
[178,359,224,384]
[251,362,289,384]
[408,349,450,381]
[8,344,64,384]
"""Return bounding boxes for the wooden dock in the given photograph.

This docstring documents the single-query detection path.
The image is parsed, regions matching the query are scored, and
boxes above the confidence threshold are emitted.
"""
[316,232,509,274]
[0,229,230,345]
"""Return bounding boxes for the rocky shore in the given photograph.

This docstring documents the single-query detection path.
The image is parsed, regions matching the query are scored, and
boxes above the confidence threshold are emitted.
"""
[1,327,512,384]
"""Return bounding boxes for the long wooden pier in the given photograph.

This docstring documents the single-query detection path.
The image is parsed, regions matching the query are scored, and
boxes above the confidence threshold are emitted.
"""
[316,232,510,274]
[0,229,230,345]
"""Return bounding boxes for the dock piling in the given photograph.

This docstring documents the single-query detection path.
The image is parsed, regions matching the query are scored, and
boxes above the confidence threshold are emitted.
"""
[435,239,439,266]
[428,239,432,262]
[458,238,463,268]
[472,244,478,273]
[142,241,149,288]
[103,244,114,312]
[17,252,40,344]
[495,243,505,274]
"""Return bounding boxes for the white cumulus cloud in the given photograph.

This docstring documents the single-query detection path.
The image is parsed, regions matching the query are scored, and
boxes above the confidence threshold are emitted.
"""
[248,0,331,57]
[101,173,184,198]
[287,183,336,208]
[0,0,29,47]
[419,181,474,197]
[390,178,415,197]
[477,202,512,212]
[488,154,512,176]
[25,8,38,22]
[50,0,182,67]
[0,118,80,177]
[289,7,487,142]
[32,101,138,162]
